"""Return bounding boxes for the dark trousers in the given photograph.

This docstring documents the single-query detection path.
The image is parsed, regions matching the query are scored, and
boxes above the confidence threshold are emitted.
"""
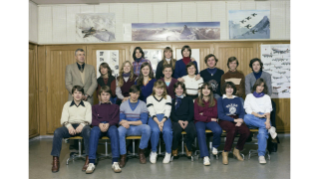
[172,121,196,151]
[271,100,277,128]
[51,124,91,157]
[219,120,250,151]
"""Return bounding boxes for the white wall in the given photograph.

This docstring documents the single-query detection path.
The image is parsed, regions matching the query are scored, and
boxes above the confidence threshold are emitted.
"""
[37,1,290,44]
[29,1,38,43]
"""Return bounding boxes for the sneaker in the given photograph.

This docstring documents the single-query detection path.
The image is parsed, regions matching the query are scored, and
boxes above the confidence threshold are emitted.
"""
[112,162,122,173]
[268,126,277,139]
[203,156,210,166]
[259,156,267,164]
[85,163,95,174]
[163,153,171,164]
[149,152,158,164]
[212,147,218,155]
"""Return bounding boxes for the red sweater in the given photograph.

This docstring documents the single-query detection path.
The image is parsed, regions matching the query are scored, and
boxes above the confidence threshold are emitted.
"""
[92,103,119,126]
[194,98,218,123]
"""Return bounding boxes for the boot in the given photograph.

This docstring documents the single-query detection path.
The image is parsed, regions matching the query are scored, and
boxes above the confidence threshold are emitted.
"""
[172,149,178,157]
[138,148,147,164]
[82,156,89,171]
[185,146,192,157]
[222,151,229,165]
[51,156,60,173]
[233,148,244,161]
[119,154,127,168]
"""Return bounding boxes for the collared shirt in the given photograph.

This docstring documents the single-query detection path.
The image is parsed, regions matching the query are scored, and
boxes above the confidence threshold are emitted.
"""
[70,100,85,107]
[132,58,151,76]
[222,94,237,99]
[77,62,85,72]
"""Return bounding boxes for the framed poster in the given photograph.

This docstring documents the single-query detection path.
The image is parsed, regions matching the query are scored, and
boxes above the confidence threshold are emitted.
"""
[96,50,119,78]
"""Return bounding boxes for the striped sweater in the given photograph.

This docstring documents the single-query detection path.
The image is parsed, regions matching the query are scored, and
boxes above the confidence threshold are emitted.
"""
[146,95,172,119]
[182,75,204,95]
[119,100,149,124]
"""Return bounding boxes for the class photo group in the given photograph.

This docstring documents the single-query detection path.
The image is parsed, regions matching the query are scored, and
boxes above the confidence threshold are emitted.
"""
[51,45,279,174]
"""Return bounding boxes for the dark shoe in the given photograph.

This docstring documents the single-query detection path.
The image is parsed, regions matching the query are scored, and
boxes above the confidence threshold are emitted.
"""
[119,154,127,168]
[138,148,147,164]
[51,156,60,173]
[82,156,89,171]
[271,143,278,152]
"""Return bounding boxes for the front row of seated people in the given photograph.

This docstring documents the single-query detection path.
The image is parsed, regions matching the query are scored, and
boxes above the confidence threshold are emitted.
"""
[51,78,277,173]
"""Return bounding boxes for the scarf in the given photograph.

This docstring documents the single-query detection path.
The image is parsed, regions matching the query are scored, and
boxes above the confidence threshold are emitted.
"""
[123,72,130,78]
[253,91,264,98]
[207,68,217,76]
[253,70,262,80]
[182,57,191,65]
[175,95,184,109]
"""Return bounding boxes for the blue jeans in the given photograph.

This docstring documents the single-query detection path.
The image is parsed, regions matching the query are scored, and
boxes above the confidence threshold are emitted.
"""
[244,114,270,156]
[195,121,222,158]
[118,124,151,155]
[148,114,173,153]
[88,125,120,160]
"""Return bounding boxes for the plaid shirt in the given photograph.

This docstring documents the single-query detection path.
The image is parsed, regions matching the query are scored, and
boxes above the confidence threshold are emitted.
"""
[133,58,151,76]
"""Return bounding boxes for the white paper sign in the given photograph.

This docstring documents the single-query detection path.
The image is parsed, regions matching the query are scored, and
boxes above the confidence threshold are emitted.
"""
[96,50,120,78]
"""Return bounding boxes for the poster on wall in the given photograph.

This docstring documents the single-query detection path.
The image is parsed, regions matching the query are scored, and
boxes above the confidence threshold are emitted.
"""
[131,22,220,41]
[229,10,270,39]
[261,44,290,98]
[96,50,119,78]
[176,49,201,69]
[143,49,163,74]
[76,13,116,42]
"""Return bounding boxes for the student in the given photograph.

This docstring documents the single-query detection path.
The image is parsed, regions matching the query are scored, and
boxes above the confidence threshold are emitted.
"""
[132,47,152,76]
[135,63,157,102]
[174,45,199,80]
[118,85,151,167]
[159,65,178,99]
[96,62,116,104]
[50,85,92,173]
[146,80,173,164]
[220,57,245,99]
[86,86,121,174]
[200,54,224,99]
[180,62,204,100]
[171,82,196,158]
[156,47,177,79]
[244,78,277,164]
[217,82,250,165]
[116,61,137,105]
[194,82,222,166]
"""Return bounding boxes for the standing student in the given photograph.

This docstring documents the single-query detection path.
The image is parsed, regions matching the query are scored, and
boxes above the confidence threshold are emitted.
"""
[156,47,177,79]
[217,82,250,165]
[135,63,156,102]
[171,82,196,158]
[118,85,151,167]
[244,78,277,164]
[174,45,200,80]
[96,62,116,104]
[132,47,152,76]
[86,86,121,174]
[147,80,173,164]
[116,61,137,105]
[194,82,222,166]
[50,86,91,173]
[200,54,224,99]
[180,62,204,100]
[159,65,178,99]
[220,57,245,99]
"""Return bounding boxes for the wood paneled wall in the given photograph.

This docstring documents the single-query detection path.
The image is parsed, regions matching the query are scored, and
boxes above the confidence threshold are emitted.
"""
[32,40,290,137]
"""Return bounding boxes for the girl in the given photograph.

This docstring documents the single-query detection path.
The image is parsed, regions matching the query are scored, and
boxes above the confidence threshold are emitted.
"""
[116,61,137,105]
[146,80,173,164]
[96,62,116,104]
[194,82,222,166]
[180,62,204,100]
[132,47,152,76]
[159,65,178,99]
[155,47,177,79]
[174,45,200,80]
[135,63,156,102]
[244,78,277,164]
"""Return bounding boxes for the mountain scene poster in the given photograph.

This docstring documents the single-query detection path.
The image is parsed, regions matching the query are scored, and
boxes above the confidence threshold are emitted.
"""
[131,22,220,41]
[229,10,270,39]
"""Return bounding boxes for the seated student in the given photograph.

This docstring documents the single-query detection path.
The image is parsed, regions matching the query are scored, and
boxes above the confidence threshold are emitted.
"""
[174,45,200,80]
[116,61,137,105]
[217,82,250,165]
[155,47,177,79]
[171,82,196,158]
[194,82,222,166]
[159,64,178,99]
[85,86,121,174]
[135,62,156,102]
[146,80,173,164]
[96,62,116,104]
[118,85,151,167]
[50,85,92,173]
[244,78,277,164]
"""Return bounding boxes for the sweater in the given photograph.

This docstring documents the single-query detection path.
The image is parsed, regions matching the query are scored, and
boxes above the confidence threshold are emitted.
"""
[174,59,198,79]
[194,98,218,124]
[155,60,176,79]
[220,70,245,98]
[245,71,272,96]
[244,93,272,114]
[171,97,194,122]
[60,101,92,128]
[200,68,224,96]
[182,75,204,95]
[135,78,157,102]
[159,78,178,99]
[92,103,119,126]
[116,75,137,100]
[119,100,149,124]
[96,76,116,97]
[217,95,245,122]
[146,95,172,119]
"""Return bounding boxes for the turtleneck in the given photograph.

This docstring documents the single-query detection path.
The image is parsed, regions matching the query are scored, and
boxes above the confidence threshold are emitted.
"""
[123,72,130,77]
[253,70,262,80]
[166,58,171,62]
[253,91,264,98]
[182,57,191,65]
[135,57,142,62]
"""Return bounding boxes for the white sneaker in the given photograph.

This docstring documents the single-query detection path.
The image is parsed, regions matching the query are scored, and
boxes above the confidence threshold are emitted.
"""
[149,152,158,164]
[212,147,218,155]
[203,156,210,166]
[259,156,267,164]
[86,163,95,174]
[268,126,277,139]
[112,162,122,173]
[163,153,171,164]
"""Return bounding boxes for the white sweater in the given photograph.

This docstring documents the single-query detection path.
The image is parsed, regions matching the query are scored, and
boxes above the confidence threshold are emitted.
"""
[60,101,92,128]
[182,75,204,95]
[146,95,172,119]
[244,93,272,114]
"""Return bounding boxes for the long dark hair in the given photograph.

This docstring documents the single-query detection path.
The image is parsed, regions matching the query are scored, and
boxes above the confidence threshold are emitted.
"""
[252,78,268,94]
[132,47,145,60]
[197,82,215,107]
[136,63,154,87]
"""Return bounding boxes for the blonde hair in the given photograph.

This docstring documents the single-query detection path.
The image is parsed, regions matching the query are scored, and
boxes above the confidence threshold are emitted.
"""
[152,80,168,99]
[118,61,135,87]
[197,82,216,107]
[162,47,176,69]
